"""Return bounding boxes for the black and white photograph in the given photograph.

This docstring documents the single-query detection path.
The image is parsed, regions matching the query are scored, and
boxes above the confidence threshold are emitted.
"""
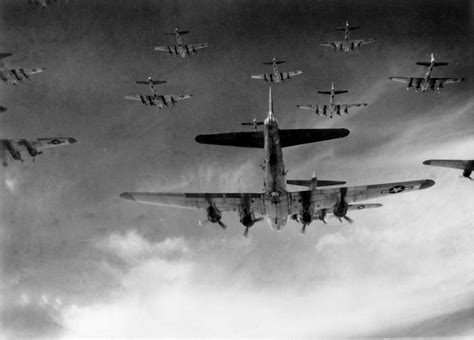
[1,0,473,338]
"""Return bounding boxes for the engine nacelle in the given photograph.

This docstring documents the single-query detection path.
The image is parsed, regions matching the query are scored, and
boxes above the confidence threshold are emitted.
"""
[333,201,348,218]
[206,205,222,224]
[240,210,256,227]
[463,169,472,179]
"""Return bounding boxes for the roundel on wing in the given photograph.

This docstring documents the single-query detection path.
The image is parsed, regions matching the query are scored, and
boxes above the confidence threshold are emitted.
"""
[388,185,405,194]
[50,139,62,145]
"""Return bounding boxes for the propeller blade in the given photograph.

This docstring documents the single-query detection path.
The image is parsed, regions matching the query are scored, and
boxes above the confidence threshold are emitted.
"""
[300,224,307,235]
[253,217,264,223]
[244,227,250,238]
[343,215,353,224]
[218,220,227,230]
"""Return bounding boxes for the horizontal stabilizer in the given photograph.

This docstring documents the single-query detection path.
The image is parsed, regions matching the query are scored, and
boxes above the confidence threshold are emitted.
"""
[336,26,359,31]
[195,128,349,148]
[416,61,448,67]
[166,30,189,35]
[318,90,348,95]
[287,179,346,187]
[136,80,167,85]
[263,60,285,65]
[242,121,264,127]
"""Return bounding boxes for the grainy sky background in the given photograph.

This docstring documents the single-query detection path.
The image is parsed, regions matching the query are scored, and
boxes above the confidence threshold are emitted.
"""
[0,0,473,337]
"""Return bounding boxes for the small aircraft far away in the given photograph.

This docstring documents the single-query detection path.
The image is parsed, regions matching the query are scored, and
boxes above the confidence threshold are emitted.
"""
[0,53,45,85]
[389,53,465,92]
[251,56,302,84]
[154,28,208,58]
[125,75,191,110]
[320,21,376,52]
[297,83,368,118]
[1,137,76,167]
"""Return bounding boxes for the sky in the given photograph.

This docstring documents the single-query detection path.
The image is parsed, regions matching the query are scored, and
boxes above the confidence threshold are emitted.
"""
[0,0,473,338]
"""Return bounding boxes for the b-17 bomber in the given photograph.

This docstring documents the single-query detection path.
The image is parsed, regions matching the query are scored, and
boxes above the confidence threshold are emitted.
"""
[390,53,465,92]
[0,53,45,85]
[423,159,474,180]
[121,88,435,237]
[297,83,367,118]
[125,75,191,110]
[251,56,302,84]
[320,21,376,53]
[154,28,208,58]
[1,137,77,167]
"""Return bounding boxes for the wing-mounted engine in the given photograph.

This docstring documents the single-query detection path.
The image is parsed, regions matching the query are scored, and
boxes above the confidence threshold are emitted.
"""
[239,194,264,237]
[333,187,352,223]
[200,204,227,230]
[19,140,42,159]
[2,140,23,165]
[463,169,472,180]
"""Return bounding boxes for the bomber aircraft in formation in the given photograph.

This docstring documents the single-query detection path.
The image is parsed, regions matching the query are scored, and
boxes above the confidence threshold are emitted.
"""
[154,28,209,58]
[297,83,367,118]
[125,75,192,110]
[423,159,474,180]
[320,21,376,52]
[0,53,45,85]
[1,137,76,167]
[389,53,465,92]
[121,88,435,236]
[251,56,303,84]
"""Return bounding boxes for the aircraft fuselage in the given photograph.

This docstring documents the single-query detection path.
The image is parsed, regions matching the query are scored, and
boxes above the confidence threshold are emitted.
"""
[263,114,289,231]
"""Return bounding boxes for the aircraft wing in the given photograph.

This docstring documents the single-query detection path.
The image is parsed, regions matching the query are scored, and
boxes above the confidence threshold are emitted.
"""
[120,192,265,215]
[196,129,349,148]
[250,74,266,80]
[297,105,318,111]
[353,39,376,47]
[154,46,171,52]
[165,94,192,101]
[13,138,76,150]
[430,78,465,86]
[423,159,473,170]
[125,95,155,104]
[389,77,416,84]
[343,103,368,109]
[188,43,209,51]
[289,179,435,213]
[282,71,303,79]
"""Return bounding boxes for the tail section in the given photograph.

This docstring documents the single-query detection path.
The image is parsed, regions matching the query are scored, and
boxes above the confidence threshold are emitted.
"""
[287,173,346,190]
[268,86,273,117]
[336,21,360,31]
[416,53,448,67]
[165,28,189,35]
[263,60,286,65]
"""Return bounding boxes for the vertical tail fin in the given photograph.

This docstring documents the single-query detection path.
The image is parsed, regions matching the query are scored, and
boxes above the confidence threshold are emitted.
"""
[431,53,435,63]
[268,86,273,117]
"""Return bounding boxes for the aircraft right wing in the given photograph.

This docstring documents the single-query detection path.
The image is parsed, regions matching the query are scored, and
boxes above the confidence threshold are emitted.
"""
[154,45,177,55]
[281,70,303,79]
[187,43,209,51]
[195,129,349,148]
[423,160,474,170]
[429,77,465,88]
[296,104,330,116]
[352,39,376,47]
[120,192,265,216]
[6,67,45,81]
[389,77,424,88]
[320,41,342,49]
[164,94,192,102]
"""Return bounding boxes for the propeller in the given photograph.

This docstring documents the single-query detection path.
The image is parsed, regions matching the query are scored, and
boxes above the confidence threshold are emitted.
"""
[242,217,264,237]
[244,227,250,238]
[198,219,227,230]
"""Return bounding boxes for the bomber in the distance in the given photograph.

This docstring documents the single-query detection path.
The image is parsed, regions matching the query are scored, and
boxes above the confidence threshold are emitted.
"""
[120,88,435,236]
[125,75,191,110]
[297,82,368,118]
[1,137,77,167]
[154,27,208,58]
[320,21,376,52]
[389,53,464,92]
[251,56,303,84]
[0,53,45,85]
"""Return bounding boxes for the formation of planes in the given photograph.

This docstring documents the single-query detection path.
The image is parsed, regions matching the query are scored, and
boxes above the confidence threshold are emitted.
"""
[2,7,470,237]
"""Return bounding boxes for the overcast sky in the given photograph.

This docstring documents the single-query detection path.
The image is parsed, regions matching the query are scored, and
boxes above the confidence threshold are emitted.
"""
[1,0,473,337]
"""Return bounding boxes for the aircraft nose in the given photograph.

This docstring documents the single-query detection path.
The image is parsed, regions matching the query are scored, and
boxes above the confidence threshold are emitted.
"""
[422,160,432,165]
[120,192,136,201]
[68,138,77,144]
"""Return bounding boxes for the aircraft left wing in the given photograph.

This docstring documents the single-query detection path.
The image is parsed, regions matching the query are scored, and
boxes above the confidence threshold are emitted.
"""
[6,68,45,82]
[423,160,473,170]
[120,192,265,215]
[289,179,435,213]
[429,77,465,87]
[164,94,192,102]
[7,138,77,151]
[281,70,303,79]
[187,43,209,51]
[352,39,376,47]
